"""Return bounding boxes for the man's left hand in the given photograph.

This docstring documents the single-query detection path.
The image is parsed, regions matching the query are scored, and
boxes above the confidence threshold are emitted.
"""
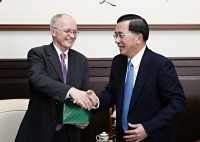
[74,123,89,129]
[123,123,148,142]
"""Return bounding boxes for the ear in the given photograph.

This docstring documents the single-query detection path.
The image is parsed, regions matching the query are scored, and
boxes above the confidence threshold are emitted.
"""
[50,28,56,37]
[137,33,143,44]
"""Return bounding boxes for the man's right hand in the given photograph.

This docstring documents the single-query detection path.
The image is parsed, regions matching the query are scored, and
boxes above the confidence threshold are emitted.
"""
[87,90,99,108]
[69,87,93,110]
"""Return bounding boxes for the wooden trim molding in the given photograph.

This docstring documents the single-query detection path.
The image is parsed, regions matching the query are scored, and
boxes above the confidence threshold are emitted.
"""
[0,24,200,31]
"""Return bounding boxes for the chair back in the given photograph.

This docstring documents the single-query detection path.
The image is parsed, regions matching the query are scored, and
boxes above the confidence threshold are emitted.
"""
[0,99,29,142]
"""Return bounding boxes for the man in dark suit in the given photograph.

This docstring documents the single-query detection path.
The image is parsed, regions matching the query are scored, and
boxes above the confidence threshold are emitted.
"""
[15,14,93,142]
[89,14,186,142]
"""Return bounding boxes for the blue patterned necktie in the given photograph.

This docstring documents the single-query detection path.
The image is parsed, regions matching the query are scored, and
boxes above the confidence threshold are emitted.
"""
[121,60,134,130]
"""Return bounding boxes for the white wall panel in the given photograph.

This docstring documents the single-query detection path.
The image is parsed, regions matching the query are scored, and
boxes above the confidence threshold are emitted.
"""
[0,0,200,24]
[0,30,200,58]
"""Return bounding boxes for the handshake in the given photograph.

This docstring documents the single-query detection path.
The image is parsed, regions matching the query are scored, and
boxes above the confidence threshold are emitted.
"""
[69,87,99,110]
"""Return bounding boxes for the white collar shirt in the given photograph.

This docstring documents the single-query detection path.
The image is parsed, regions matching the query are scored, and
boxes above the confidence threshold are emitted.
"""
[127,46,146,85]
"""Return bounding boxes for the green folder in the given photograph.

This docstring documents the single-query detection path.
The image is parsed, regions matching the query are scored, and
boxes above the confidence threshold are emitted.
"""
[57,100,90,124]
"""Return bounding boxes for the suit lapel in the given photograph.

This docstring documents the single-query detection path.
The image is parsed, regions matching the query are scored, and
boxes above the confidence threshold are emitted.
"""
[129,48,152,110]
[46,43,64,82]
[117,56,128,119]
[66,49,75,84]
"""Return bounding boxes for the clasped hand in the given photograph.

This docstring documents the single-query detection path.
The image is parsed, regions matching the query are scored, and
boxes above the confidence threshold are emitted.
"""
[69,88,98,110]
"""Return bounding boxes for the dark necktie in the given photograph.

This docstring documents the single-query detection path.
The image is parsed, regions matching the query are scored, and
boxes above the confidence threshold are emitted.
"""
[60,53,67,83]
[121,60,134,130]
[56,53,67,131]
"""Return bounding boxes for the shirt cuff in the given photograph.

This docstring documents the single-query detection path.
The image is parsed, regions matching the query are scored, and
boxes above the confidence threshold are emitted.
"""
[65,89,71,100]
[92,96,100,109]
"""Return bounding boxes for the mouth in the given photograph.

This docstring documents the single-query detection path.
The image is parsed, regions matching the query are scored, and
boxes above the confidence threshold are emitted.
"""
[118,46,123,51]
[66,38,74,42]
[118,45,124,48]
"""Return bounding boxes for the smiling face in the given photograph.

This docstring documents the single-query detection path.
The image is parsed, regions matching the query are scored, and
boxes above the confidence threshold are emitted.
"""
[50,15,78,52]
[114,20,145,59]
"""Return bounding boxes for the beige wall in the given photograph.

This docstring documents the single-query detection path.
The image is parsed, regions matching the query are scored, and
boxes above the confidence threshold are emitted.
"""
[1,0,200,58]
[0,30,200,59]
[0,0,200,24]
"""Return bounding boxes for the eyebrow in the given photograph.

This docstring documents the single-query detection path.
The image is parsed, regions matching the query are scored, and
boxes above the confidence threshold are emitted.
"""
[63,28,77,31]
[114,32,123,34]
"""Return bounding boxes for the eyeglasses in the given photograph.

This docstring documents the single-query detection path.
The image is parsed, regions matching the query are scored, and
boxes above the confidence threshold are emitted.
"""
[113,33,137,39]
[52,27,79,35]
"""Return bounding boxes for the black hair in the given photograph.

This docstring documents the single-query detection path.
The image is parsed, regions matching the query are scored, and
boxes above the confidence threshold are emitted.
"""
[117,14,149,41]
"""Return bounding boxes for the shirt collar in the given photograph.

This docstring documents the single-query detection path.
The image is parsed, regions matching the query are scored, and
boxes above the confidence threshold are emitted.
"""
[53,43,69,58]
[129,46,146,69]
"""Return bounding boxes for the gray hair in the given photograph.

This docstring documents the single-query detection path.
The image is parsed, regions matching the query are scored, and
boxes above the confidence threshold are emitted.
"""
[50,14,72,28]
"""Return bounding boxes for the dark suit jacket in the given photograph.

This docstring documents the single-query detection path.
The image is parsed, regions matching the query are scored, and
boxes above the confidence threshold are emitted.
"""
[15,43,89,142]
[92,47,186,142]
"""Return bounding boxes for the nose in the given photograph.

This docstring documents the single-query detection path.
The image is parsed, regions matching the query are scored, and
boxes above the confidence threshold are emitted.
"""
[115,36,121,44]
[69,32,76,38]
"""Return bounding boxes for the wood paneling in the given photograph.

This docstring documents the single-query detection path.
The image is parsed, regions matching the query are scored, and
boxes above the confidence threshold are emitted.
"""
[0,58,200,142]
[1,24,200,31]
